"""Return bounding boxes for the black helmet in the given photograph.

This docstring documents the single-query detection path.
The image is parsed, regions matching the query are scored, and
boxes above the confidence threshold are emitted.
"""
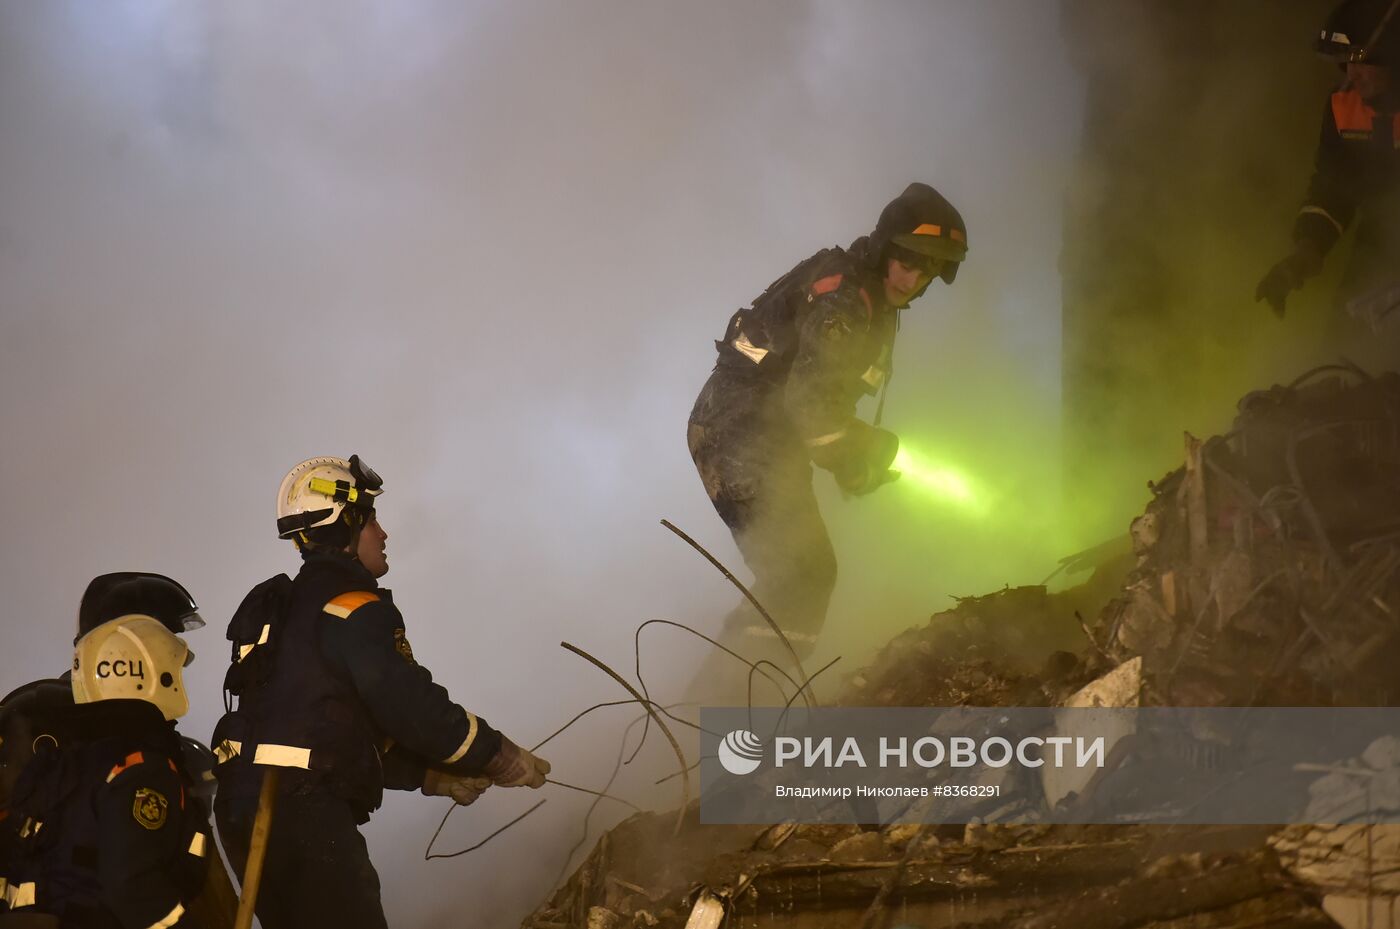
[0,678,74,801]
[77,572,203,640]
[872,182,968,284]
[1316,0,1400,64]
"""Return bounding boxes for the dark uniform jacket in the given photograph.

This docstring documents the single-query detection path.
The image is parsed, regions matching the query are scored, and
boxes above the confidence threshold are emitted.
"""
[0,700,209,928]
[2,679,72,905]
[690,240,898,490]
[212,552,502,822]
[1294,84,1400,301]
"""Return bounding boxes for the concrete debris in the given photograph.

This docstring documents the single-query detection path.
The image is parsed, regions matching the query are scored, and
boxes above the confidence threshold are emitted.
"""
[1063,655,1142,709]
[680,892,724,929]
[828,831,892,862]
[587,907,621,929]
[1272,735,1400,929]
[526,371,1400,927]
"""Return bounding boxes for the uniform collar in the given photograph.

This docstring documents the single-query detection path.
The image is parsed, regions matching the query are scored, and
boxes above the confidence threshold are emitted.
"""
[34,698,173,744]
[298,549,380,590]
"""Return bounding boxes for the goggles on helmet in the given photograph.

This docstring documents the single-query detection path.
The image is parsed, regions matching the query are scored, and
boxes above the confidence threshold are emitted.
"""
[1318,30,1384,62]
[349,454,383,492]
[888,243,948,278]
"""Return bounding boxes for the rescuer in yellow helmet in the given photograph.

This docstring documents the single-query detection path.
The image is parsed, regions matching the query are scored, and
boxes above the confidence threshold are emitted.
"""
[1,573,213,928]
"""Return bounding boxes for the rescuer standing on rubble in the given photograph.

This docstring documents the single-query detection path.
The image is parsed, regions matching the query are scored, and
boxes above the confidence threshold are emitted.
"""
[210,455,550,929]
[0,574,213,928]
[1257,0,1400,330]
[687,183,967,689]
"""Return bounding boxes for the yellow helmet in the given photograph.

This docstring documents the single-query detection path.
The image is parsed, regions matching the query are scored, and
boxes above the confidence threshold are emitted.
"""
[72,615,192,721]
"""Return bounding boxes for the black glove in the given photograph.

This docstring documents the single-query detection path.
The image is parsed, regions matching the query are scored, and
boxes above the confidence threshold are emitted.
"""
[1255,243,1323,318]
[836,427,899,496]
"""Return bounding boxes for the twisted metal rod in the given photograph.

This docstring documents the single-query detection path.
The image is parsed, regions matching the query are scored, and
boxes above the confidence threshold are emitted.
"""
[660,519,814,705]
[561,641,690,835]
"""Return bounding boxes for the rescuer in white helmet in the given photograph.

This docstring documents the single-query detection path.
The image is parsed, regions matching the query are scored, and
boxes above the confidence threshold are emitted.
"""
[209,454,549,929]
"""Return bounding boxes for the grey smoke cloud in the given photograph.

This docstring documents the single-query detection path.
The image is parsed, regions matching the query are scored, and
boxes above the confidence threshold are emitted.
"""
[0,1,1081,924]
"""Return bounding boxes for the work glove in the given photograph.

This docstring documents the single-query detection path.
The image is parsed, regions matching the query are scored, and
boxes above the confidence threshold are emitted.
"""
[1255,242,1323,318]
[483,736,551,789]
[422,769,491,806]
[835,427,900,496]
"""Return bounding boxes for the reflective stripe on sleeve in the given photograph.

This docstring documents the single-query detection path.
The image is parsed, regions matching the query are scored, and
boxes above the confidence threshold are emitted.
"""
[804,430,848,448]
[1299,205,1345,237]
[146,903,185,929]
[189,831,208,858]
[443,713,480,765]
[253,743,312,769]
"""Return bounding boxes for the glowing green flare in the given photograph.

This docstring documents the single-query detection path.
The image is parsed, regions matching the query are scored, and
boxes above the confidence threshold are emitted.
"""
[892,445,982,512]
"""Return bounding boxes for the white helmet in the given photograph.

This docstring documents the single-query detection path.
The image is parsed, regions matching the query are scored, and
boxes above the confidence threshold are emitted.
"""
[72,615,192,721]
[276,454,383,542]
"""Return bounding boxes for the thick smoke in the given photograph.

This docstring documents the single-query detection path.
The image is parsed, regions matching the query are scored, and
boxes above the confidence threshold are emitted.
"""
[1058,0,1345,539]
[0,2,1080,925]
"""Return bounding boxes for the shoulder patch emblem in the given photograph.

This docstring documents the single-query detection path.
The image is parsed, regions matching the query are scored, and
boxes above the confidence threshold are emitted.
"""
[393,629,417,665]
[133,787,168,830]
[324,591,382,619]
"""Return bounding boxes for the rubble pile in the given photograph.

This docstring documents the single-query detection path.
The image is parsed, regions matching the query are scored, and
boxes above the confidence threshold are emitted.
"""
[527,816,1330,929]
[841,585,1113,709]
[1097,368,1400,708]
[525,371,1400,929]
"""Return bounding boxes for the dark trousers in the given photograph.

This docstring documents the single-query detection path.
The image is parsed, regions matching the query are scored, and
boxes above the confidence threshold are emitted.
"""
[687,422,837,703]
[215,790,386,929]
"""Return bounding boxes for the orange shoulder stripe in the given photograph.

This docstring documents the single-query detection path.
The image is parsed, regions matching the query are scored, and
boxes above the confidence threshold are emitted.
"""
[106,751,145,783]
[1332,89,1375,134]
[324,591,382,619]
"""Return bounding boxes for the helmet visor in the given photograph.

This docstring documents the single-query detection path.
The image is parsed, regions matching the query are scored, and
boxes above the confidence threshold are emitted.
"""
[891,230,968,263]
